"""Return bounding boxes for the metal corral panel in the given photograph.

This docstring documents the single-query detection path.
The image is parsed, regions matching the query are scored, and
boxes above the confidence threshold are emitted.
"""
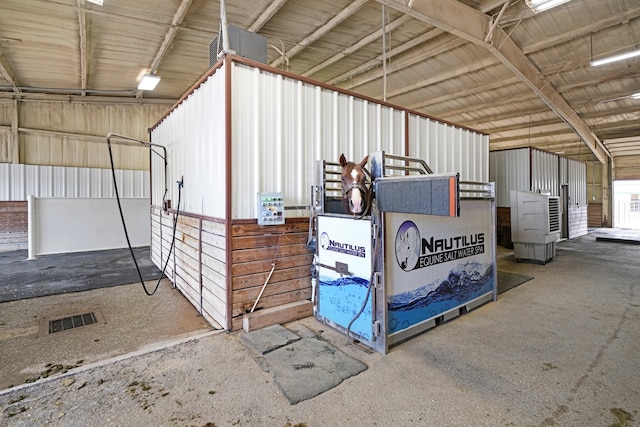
[489,148,530,207]
[531,149,559,196]
[151,71,227,217]
[0,163,148,201]
[408,114,489,182]
[230,62,405,219]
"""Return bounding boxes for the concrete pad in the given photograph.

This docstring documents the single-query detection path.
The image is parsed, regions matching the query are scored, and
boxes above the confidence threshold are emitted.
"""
[0,280,213,390]
[240,324,368,404]
[266,336,368,404]
[240,324,301,355]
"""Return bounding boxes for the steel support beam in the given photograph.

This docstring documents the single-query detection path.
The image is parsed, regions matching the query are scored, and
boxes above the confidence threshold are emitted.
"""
[376,0,611,164]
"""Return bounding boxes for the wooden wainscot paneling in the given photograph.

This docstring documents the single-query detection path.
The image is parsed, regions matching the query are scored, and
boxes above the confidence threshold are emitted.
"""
[230,218,313,331]
[200,218,227,328]
[149,207,227,330]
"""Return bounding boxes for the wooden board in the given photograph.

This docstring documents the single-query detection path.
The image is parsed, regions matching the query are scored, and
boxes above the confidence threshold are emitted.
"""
[242,300,313,332]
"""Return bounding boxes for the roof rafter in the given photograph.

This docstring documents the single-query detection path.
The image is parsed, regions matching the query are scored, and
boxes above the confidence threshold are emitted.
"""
[269,0,369,69]
[77,0,89,94]
[376,0,611,164]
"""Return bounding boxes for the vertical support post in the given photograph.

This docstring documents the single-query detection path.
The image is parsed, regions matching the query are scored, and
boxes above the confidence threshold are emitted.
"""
[27,195,36,259]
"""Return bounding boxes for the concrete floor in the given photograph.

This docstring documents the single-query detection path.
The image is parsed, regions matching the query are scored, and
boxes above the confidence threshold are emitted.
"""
[0,230,639,426]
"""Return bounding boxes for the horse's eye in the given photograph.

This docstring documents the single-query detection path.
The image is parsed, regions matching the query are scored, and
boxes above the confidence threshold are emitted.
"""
[341,176,346,182]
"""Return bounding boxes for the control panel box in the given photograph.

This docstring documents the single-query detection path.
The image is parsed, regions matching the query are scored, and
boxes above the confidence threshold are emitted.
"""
[257,192,285,225]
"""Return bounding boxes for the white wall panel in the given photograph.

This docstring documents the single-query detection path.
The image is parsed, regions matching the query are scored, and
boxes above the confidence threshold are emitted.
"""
[408,114,488,182]
[568,158,587,206]
[531,149,559,196]
[489,148,530,207]
[0,163,148,200]
[230,62,404,219]
[151,69,227,218]
[151,60,489,220]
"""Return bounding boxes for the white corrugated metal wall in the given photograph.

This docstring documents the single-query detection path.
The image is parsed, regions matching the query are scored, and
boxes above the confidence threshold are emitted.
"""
[566,158,587,206]
[231,62,407,219]
[489,148,530,207]
[151,70,227,218]
[409,114,488,183]
[150,59,491,220]
[531,149,559,196]
[0,163,148,200]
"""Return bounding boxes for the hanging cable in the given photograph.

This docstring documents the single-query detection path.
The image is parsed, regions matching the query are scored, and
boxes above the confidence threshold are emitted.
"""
[106,134,180,296]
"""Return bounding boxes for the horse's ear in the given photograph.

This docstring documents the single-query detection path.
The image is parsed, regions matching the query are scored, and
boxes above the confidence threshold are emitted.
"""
[339,153,347,167]
[359,155,369,168]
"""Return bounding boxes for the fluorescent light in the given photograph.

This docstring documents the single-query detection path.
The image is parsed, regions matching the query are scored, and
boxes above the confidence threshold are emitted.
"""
[591,49,640,67]
[86,0,103,5]
[631,92,640,100]
[137,74,161,91]
[526,0,571,13]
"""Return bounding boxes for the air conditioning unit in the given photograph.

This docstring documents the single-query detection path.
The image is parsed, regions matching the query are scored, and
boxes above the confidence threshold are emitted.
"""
[510,190,561,264]
[210,24,267,66]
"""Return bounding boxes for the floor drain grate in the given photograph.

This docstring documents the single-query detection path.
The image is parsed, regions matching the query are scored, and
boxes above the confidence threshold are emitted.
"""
[49,312,97,334]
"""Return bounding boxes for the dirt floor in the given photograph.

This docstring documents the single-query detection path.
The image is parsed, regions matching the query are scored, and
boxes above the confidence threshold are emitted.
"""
[1,232,639,426]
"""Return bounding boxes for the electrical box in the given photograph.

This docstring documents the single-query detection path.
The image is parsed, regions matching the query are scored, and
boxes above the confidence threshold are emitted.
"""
[257,192,285,225]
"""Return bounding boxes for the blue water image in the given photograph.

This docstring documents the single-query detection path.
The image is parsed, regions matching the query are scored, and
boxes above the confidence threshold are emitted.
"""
[318,275,372,341]
[387,262,494,333]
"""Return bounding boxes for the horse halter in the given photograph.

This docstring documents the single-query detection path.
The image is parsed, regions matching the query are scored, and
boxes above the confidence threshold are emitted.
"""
[342,178,371,217]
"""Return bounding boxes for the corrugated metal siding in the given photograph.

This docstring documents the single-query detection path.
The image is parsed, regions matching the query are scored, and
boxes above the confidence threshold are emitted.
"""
[0,163,148,200]
[489,148,530,207]
[567,158,587,206]
[408,114,488,182]
[531,149,559,196]
[231,62,406,219]
[17,101,168,169]
[151,59,490,220]
[151,70,227,217]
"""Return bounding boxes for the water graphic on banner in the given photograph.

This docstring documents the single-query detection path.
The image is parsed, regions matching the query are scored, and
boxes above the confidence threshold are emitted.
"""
[387,261,493,332]
[386,202,495,335]
[317,216,373,343]
[318,275,372,340]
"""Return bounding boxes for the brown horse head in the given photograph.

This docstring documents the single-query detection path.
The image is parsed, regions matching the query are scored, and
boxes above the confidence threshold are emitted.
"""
[339,153,370,216]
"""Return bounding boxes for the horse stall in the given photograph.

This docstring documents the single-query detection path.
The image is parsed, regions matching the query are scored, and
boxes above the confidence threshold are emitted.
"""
[149,54,492,335]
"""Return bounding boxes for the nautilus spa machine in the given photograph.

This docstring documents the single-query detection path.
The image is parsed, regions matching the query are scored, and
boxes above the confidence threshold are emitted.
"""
[309,151,496,354]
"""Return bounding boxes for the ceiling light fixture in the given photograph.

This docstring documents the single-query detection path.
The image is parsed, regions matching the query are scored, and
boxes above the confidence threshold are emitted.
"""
[86,0,103,5]
[630,92,640,100]
[137,74,161,91]
[525,0,571,13]
[590,49,640,67]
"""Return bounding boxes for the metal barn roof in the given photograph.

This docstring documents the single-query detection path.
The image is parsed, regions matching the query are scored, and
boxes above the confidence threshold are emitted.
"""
[1,0,639,162]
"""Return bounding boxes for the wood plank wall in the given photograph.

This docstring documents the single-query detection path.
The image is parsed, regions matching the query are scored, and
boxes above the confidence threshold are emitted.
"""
[230,219,313,331]
[587,203,604,227]
[150,206,227,329]
[151,207,314,331]
[0,201,28,252]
